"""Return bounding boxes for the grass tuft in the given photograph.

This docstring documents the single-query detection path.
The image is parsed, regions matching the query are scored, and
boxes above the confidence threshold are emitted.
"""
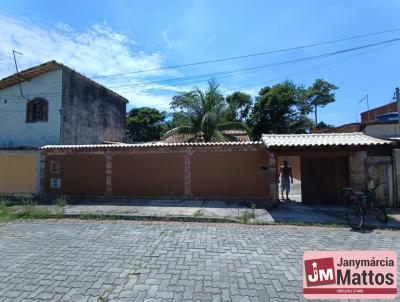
[16,201,52,219]
[193,209,204,217]
[239,210,255,224]
[55,196,67,208]
[0,201,15,222]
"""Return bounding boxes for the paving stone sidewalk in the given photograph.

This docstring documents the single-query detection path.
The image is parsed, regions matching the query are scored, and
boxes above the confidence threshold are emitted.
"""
[13,198,399,228]
[0,220,399,302]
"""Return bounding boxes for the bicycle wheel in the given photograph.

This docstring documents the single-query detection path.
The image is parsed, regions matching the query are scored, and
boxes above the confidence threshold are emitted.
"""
[347,202,364,229]
[371,199,388,223]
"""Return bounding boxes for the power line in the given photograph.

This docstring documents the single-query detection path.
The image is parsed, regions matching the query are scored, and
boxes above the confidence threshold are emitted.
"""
[1,37,399,100]
[236,42,397,91]
[113,41,397,100]
[105,37,400,90]
[90,27,400,78]
[3,27,400,89]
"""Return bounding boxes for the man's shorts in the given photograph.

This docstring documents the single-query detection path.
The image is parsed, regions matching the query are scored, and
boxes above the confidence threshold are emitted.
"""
[280,178,290,193]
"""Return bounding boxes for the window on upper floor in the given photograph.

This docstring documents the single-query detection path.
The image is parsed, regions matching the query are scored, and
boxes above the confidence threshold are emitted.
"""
[26,98,48,123]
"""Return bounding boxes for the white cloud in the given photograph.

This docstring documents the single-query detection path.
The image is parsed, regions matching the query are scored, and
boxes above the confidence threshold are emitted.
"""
[125,92,173,112]
[207,35,216,43]
[56,22,74,33]
[161,29,174,49]
[0,14,184,109]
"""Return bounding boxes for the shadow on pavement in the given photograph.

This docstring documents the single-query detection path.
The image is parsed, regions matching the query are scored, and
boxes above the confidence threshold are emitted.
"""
[266,200,400,230]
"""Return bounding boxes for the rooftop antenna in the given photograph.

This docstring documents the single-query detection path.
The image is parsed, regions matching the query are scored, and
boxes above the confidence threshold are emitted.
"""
[358,95,370,122]
[12,50,29,101]
[10,51,49,143]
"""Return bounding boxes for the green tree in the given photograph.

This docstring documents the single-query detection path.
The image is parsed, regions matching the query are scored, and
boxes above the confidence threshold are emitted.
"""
[305,79,338,124]
[164,81,249,142]
[126,107,166,142]
[249,80,311,139]
[226,91,252,121]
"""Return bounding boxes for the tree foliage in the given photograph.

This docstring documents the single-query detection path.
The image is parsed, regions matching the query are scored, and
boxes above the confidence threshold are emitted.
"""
[165,81,249,142]
[225,91,252,121]
[126,107,166,142]
[127,79,338,143]
[305,79,338,124]
[249,81,313,139]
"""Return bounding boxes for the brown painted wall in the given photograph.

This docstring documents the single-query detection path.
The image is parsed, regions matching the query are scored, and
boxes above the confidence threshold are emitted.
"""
[191,148,269,198]
[43,145,271,199]
[44,154,106,195]
[112,153,185,197]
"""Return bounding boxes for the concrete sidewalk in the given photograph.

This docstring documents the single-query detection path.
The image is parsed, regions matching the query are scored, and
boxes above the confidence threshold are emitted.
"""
[9,198,400,228]
[257,200,400,229]
[19,199,275,222]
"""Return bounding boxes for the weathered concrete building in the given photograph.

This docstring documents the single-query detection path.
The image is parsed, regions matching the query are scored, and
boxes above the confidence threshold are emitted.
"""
[0,60,127,147]
[0,61,127,195]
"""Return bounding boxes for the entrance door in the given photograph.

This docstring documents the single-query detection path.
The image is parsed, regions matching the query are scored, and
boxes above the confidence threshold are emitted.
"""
[300,156,349,205]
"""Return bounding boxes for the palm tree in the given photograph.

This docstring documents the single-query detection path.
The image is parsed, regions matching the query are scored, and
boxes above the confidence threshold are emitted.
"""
[164,81,249,142]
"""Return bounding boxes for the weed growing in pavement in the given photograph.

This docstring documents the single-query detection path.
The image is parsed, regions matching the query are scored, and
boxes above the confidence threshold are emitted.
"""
[251,202,256,218]
[193,209,204,217]
[0,201,14,222]
[16,201,52,219]
[240,210,255,224]
[55,196,67,207]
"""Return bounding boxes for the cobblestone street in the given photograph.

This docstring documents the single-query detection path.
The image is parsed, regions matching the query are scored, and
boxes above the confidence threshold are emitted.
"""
[0,220,399,301]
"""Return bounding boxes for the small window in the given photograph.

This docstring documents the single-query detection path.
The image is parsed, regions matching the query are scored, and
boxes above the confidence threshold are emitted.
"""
[50,178,61,189]
[26,97,48,123]
[50,160,60,174]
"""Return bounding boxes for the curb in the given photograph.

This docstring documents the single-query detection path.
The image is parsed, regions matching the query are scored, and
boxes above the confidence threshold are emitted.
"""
[61,213,241,224]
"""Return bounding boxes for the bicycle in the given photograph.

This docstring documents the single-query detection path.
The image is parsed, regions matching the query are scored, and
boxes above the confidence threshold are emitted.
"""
[342,182,388,230]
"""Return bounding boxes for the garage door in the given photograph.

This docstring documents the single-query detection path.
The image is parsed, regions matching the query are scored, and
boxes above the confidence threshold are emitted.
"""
[300,156,349,205]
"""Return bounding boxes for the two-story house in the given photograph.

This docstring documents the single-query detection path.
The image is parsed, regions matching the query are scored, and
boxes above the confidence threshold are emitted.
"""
[0,60,127,195]
[0,60,127,147]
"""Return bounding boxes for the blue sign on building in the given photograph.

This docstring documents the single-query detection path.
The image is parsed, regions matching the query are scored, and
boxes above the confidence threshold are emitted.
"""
[376,112,398,122]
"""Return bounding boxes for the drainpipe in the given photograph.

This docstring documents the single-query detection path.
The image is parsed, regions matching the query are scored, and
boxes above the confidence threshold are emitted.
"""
[59,109,64,144]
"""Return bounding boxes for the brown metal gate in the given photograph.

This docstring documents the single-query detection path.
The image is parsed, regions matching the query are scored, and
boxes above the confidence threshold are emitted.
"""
[300,156,349,205]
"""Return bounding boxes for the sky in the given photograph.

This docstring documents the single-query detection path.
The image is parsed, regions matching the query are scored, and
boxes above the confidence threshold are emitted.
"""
[0,0,399,126]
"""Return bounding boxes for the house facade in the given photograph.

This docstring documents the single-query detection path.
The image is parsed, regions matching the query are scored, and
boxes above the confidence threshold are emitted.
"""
[38,133,399,208]
[0,61,127,195]
[0,61,127,148]
[262,133,397,207]
[40,141,272,204]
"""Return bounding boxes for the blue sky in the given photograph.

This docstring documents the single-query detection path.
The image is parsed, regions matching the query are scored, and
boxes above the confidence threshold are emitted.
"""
[0,0,399,125]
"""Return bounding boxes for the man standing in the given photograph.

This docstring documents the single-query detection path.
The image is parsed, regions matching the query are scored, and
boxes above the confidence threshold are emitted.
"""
[278,160,293,200]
